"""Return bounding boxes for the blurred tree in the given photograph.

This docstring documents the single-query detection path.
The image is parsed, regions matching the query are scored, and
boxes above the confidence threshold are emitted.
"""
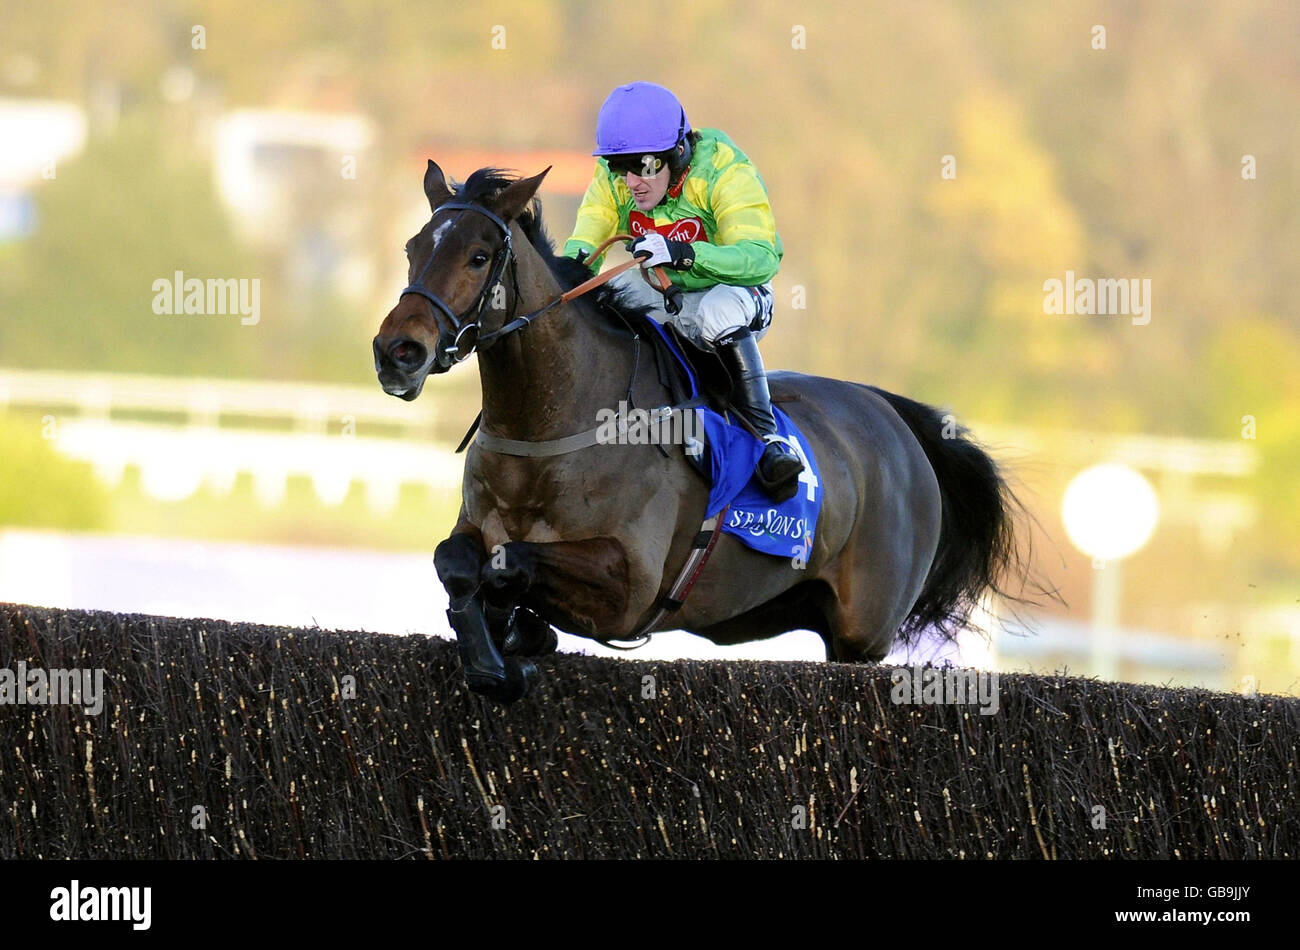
[1203,315,1300,572]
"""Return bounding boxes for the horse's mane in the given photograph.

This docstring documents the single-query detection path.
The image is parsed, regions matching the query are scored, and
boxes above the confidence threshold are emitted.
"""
[454,167,653,328]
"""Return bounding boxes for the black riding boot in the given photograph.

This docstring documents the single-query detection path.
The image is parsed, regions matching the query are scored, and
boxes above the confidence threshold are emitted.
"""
[715,326,804,502]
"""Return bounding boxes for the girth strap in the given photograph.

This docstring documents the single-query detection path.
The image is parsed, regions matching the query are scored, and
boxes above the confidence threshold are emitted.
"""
[477,426,605,458]
[467,397,704,458]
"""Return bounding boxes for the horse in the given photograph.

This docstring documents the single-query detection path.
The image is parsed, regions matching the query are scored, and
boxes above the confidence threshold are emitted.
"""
[373,161,1028,703]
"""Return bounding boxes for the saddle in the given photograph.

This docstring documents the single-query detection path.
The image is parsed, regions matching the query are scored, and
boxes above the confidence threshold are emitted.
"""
[635,316,733,414]
[632,314,799,416]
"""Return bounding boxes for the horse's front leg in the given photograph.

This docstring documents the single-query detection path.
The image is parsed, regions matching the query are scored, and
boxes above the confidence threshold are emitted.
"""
[480,537,632,640]
[434,525,537,703]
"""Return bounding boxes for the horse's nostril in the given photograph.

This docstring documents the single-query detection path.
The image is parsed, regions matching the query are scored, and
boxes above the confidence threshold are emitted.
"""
[389,339,427,369]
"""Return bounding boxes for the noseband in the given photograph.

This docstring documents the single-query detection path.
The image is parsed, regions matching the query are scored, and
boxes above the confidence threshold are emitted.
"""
[400,201,517,368]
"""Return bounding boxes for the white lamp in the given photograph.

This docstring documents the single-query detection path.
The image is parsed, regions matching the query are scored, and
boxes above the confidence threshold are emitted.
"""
[1061,464,1159,679]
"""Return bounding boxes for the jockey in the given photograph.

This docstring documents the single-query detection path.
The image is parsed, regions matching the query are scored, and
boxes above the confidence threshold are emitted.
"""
[563,81,805,502]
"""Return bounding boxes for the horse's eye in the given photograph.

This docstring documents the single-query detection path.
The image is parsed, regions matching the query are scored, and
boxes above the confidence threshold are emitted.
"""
[470,252,490,267]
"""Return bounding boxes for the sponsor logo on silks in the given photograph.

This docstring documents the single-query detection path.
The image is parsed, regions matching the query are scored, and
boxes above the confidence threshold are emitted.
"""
[628,210,709,244]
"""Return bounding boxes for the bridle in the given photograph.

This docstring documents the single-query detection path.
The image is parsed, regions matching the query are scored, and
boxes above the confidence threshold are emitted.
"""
[399,200,518,370]
[398,197,681,371]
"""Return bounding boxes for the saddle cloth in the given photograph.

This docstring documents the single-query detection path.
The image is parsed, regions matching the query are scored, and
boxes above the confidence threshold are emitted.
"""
[641,317,824,560]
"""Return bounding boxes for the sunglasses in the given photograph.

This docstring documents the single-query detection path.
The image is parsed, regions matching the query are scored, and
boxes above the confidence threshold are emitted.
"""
[605,153,669,177]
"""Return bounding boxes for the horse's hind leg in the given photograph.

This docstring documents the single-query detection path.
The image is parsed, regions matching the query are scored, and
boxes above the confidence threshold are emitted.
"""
[814,546,927,662]
[814,588,898,662]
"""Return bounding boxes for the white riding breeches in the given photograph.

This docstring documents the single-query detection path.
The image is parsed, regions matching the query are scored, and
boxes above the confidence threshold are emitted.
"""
[607,271,774,349]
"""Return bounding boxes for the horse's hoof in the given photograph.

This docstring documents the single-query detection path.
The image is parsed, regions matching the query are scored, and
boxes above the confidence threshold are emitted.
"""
[464,669,509,696]
[503,610,559,657]
[466,659,538,704]
[508,659,539,699]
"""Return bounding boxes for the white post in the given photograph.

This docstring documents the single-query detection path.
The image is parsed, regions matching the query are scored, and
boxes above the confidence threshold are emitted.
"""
[1091,558,1121,681]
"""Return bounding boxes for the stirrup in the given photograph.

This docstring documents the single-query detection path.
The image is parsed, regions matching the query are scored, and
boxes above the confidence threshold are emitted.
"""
[761,434,802,469]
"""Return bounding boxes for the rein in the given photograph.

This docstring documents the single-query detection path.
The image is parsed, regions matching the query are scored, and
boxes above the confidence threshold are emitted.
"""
[401,204,676,367]
[476,232,677,349]
[438,228,685,455]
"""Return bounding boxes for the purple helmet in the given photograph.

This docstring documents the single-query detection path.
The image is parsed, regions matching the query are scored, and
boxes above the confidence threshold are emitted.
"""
[592,82,691,156]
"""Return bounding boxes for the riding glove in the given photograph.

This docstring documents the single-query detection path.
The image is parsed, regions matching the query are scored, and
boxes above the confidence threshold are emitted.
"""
[628,232,695,271]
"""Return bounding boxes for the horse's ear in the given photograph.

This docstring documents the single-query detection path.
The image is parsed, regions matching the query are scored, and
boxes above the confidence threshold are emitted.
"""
[424,160,452,210]
[490,166,551,223]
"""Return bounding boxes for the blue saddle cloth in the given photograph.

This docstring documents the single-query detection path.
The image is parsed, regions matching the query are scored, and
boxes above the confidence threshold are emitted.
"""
[644,319,823,559]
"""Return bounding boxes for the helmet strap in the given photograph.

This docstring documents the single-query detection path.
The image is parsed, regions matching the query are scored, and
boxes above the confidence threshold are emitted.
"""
[667,167,689,199]
[666,136,693,197]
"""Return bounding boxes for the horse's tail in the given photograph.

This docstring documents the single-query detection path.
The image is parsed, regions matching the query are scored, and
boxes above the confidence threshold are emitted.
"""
[866,386,1031,646]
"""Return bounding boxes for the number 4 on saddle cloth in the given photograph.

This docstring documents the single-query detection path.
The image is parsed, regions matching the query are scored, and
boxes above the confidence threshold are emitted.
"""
[642,317,823,560]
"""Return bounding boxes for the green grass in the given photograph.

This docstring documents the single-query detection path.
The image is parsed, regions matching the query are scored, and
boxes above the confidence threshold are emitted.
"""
[0,413,109,531]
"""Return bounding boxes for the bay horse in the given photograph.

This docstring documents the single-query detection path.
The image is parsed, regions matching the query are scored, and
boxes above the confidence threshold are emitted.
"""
[373,162,1027,703]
